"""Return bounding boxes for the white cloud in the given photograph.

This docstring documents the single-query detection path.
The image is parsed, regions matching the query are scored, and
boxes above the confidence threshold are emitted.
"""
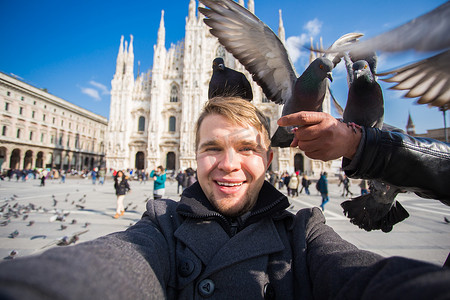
[285,18,323,66]
[304,18,322,37]
[89,80,110,95]
[81,87,101,101]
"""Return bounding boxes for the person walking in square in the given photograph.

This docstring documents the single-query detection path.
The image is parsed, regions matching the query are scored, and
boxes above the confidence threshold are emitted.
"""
[113,170,130,219]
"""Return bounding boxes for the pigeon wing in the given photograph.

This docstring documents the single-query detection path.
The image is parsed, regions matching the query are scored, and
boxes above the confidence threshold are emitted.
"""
[333,2,450,55]
[377,50,450,107]
[199,0,296,104]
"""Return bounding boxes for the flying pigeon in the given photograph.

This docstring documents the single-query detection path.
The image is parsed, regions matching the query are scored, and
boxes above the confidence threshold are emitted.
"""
[208,57,253,101]
[317,2,450,107]
[198,0,361,147]
[340,59,409,232]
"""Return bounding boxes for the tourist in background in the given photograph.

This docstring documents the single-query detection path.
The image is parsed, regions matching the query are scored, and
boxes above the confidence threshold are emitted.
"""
[113,170,130,219]
[150,166,166,200]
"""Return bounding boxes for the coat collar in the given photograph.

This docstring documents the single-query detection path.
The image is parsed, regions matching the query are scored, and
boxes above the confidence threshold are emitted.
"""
[176,181,291,236]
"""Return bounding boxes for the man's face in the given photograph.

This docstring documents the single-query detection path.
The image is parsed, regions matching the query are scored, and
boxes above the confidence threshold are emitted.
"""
[196,114,273,217]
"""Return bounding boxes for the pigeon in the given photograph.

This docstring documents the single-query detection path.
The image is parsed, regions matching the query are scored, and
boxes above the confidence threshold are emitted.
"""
[60,224,68,230]
[9,230,19,238]
[340,59,409,232]
[41,230,89,249]
[27,220,35,226]
[198,0,361,147]
[317,2,450,108]
[8,250,18,259]
[341,181,409,232]
[343,59,384,130]
[445,216,450,224]
[208,57,253,101]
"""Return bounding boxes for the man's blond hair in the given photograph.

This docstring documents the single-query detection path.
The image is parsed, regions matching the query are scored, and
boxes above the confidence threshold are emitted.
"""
[195,97,271,151]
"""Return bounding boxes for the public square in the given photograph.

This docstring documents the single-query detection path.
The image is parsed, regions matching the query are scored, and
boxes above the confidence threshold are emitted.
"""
[0,176,449,266]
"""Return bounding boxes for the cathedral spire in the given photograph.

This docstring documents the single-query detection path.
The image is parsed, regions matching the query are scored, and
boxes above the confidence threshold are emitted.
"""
[406,112,416,135]
[248,0,254,13]
[188,0,196,20]
[126,34,134,76]
[278,9,285,44]
[115,35,125,77]
[157,10,166,48]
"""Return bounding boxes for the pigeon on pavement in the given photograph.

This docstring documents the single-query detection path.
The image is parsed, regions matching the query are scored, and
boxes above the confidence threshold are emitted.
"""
[208,57,253,101]
[198,0,361,147]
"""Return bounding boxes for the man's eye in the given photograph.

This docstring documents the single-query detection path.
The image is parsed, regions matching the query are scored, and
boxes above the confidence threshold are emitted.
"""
[240,147,255,152]
[205,147,221,152]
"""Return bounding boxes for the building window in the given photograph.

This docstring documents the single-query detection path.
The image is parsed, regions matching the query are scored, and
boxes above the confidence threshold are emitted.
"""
[69,122,71,129]
[61,120,64,126]
[138,116,145,132]
[169,116,176,132]
[67,137,70,147]
[170,85,179,102]
[53,117,55,124]
[41,133,44,142]
[51,135,54,144]
[21,96,24,101]
[29,131,33,141]
[43,114,46,121]
[59,134,63,145]
[2,125,6,136]
[7,91,11,96]
[33,101,36,105]
[19,107,23,115]
[4,102,9,111]
[32,111,35,118]
[16,129,21,139]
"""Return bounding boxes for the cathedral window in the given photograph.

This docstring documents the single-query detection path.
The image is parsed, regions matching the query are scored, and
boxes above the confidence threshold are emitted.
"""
[169,116,176,132]
[170,85,179,102]
[138,116,145,132]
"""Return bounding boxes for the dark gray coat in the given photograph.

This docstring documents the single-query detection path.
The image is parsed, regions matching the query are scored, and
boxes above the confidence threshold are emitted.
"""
[0,182,449,300]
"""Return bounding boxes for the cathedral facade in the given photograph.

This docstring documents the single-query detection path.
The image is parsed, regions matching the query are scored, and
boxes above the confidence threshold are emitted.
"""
[106,0,339,176]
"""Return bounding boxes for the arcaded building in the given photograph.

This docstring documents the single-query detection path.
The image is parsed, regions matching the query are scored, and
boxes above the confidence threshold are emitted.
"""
[0,72,107,172]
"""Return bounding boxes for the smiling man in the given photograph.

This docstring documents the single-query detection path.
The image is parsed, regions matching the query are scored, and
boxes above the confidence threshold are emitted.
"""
[0,97,449,300]
[195,98,273,217]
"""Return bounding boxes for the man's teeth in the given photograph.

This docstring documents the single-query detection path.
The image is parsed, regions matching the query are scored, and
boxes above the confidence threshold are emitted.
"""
[217,181,243,187]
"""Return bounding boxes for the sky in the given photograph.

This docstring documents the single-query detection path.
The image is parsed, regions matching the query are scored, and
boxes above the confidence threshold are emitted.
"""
[0,0,447,134]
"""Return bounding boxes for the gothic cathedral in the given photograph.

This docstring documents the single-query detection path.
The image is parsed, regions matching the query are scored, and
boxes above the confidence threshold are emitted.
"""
[106,0,339,176]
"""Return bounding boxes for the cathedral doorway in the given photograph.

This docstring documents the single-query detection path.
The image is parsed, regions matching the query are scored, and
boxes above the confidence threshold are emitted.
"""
[294,154,304,173]
[166,152,175,170]
[10,149,20,169]
[36,152,44,168]
[24,150,33,169]
[135,152,145,170]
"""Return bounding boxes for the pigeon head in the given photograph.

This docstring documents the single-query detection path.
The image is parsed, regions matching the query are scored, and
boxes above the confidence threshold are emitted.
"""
[212,57,225,71]
[353,60,374,82]
[312,57,333,82]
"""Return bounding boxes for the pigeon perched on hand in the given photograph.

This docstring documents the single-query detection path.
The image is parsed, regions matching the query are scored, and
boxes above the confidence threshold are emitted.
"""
[208,57,253,101]
[198,0,361,147]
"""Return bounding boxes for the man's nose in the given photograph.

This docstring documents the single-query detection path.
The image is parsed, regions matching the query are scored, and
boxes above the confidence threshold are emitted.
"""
[218,148,240,172]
